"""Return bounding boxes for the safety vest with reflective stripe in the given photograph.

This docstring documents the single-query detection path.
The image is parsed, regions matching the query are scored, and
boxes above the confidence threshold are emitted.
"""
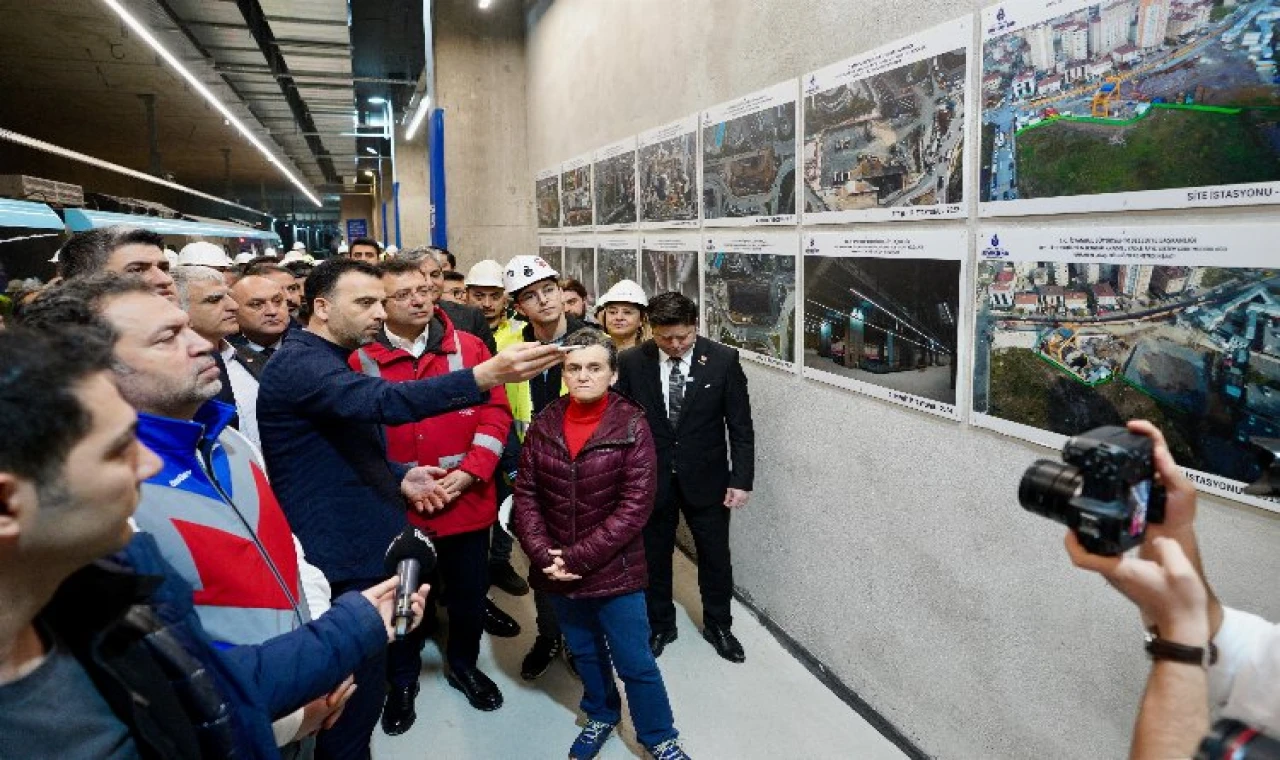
[350,311,513,538]
[133,401,309,649]
[492,317,534,440]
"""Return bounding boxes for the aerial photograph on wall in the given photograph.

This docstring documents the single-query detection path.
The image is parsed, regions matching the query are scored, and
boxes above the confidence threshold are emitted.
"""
[536,169,561,229]
[597,237,639,292]
[639,116,700,228]
[563,241,598,306]
[642,235,700,306]
[972,226,1280,498]
[702,82,798,225]
[703,234,798,368]
[560,155,594,228]
[980,0,1280,214]
[594,139,638,229]
[803,19,971,222]
[538,235,563,272]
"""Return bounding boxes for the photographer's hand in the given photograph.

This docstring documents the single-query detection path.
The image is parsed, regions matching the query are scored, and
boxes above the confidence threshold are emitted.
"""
[1126,420,1223,638]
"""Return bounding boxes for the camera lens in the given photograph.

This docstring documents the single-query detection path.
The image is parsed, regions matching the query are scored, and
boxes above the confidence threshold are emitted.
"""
[1019,460,1083,525]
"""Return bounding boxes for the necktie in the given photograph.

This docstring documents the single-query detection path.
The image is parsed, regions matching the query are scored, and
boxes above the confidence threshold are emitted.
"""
[668,358,685,428]
[261,346,276,360]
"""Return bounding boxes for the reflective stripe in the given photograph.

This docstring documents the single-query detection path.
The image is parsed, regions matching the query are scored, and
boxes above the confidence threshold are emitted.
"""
[439,454,465,470]
[447,331,464,372]
[472,433,505,456]
[356,348,381,378]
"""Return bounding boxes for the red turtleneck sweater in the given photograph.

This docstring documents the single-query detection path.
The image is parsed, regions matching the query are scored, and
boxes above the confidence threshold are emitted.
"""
[564,394,609,459]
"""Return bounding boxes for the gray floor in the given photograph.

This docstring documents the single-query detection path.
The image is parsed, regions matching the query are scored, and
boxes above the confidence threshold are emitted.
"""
[372,551,907,759]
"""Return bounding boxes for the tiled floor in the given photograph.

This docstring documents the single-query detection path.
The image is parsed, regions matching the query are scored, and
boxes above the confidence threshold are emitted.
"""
[372,551,908,759]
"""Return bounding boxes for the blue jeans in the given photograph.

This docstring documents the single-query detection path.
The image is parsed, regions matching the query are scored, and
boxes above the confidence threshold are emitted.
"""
[549,592,678,747]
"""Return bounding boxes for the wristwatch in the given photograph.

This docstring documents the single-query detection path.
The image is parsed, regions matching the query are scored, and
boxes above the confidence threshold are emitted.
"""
[1144,627,1218,668]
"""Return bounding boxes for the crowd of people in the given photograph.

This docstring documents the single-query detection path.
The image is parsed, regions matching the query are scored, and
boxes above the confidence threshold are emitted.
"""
[0,229,758,760]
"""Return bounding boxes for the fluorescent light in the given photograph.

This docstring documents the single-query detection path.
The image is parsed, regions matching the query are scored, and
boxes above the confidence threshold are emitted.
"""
[97,0,322,207]
[365,147,378,155]
[404,96,431,140]
[364,170,375,177]
[479,0,493,8]
[367,96,387,105]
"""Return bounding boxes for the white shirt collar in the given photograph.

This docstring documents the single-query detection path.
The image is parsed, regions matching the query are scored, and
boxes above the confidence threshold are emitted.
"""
[385,324,431,358]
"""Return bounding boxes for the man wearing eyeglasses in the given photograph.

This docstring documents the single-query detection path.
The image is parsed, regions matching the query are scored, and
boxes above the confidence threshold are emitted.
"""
[503,254,600,681]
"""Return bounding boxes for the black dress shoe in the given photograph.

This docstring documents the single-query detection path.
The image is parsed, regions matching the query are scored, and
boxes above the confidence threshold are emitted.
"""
[488,561,530,596]
[702,626,745,663]
[446,666,504,711]
[380,681,420,736]
[649,628,678,657]
[482,597,521,638]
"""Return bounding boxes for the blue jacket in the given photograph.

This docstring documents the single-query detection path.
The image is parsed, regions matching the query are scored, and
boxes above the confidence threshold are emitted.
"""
[45,531,387,759]
[257,328,488,582]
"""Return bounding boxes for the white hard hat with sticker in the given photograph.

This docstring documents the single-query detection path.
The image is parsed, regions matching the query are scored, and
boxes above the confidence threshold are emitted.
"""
[503,255,559,295]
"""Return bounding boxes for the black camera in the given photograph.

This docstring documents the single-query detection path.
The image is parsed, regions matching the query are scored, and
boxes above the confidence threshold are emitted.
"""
[1019,426,1166,555]
[1197,719,1280,759]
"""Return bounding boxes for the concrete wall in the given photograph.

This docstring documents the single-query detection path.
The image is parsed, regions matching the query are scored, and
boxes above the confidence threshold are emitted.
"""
[433,0,534,271]
[524,2,1280,758]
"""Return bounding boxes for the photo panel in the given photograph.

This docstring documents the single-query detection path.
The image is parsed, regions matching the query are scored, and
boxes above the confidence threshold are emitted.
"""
[538,234,564,273]
[979,0,1280,217]
[701,81,800,227]
[803,229,967,419]
[973,223,1280,512]
[802,17,972,223]
[703,231,799,369]
[562,235,598,310]
[639,115,701,229]
[596,235,640,293]
[593,137,638,230]
[642,233,701,307]
[536,167,561,231]
[560,153,594,230]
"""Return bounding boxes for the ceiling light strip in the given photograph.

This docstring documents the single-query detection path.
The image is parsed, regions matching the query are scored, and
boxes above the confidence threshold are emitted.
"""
[97,0,323,208]
[0,128,270,218]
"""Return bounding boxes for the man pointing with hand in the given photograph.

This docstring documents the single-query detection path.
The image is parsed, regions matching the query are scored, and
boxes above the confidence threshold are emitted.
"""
[257,258,562,760]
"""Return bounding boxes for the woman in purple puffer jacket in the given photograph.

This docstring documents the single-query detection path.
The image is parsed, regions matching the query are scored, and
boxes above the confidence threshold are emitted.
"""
[512,329,691,760]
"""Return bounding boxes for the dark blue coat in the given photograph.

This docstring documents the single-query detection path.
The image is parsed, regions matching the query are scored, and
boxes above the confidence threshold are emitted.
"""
[256,329,488,582]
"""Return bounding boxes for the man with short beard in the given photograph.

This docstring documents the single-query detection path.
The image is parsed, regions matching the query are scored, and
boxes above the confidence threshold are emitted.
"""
[257,258,565,759]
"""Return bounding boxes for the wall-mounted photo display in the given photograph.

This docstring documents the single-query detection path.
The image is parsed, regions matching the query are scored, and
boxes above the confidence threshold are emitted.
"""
[701,81,799,227]
[642,233,701,307]
[538,234,564,273]
[592,137,638,231]
[597,234,640,293]
[802,17,972,224]
[638,115,701,229]
[560,153,594,229]
[803,229,966,419]
[702,232,799,370]
[972,223,1280,512]
[536,167,561,231]
[979,0,1280,217]
[562,235,598,309]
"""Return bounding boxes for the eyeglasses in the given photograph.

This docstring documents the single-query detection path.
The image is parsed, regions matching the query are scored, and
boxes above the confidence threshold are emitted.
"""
[517,282,559,306]
[388,286,433,303]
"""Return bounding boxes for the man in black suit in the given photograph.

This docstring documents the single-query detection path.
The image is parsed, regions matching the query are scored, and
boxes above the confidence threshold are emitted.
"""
[615,292,755,663]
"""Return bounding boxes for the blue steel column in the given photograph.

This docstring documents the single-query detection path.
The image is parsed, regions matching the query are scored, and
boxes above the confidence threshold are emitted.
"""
[393,182,402,248]
[429,109,447,249]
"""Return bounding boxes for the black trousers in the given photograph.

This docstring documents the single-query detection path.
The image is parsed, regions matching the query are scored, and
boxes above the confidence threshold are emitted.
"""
[316,578,386,760]
[387,527,491,684]
[643,479,734,632]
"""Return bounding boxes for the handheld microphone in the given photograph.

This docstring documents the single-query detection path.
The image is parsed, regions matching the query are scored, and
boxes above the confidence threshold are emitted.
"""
[382,526,437,639]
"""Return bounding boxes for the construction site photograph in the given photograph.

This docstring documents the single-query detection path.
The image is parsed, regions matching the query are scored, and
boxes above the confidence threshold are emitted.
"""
[973,257,1280,485]
[803,255,962,409]
[642,243,700,306]
[639,120,699,227]
[703,236,798,367]
[560,160,594,228]
[702,82,798,225]
[981,0,1280,212]
[803,19,970,222]
[593,142,638,228]
[563,243,598,306]
[597,242,639,293]
[536,172,561,229]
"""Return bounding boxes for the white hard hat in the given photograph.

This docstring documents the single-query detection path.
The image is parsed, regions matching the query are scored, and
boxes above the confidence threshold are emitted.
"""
[263,247,278,259]
[597,279,648,309]
[280,250,310,265]
[337,242,349,254]
[177,241,233,269]
[465,259,506,289]
[291,241,306,251]
[385,244,400,255]
[234,252,256,265]
[503,255,559,295]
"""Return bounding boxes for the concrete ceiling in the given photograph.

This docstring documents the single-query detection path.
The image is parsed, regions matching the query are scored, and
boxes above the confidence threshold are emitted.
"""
[0,0,419,218]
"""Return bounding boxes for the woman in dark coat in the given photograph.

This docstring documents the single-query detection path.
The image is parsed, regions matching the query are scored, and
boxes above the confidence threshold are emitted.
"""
[512,329,690,760]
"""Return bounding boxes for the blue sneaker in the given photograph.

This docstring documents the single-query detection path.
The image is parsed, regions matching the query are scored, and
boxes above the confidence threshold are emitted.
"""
[646,738,691,760]
[569,719,617,759]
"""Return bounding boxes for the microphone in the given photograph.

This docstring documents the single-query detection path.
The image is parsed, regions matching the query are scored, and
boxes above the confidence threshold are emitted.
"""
[382,526,437,639]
